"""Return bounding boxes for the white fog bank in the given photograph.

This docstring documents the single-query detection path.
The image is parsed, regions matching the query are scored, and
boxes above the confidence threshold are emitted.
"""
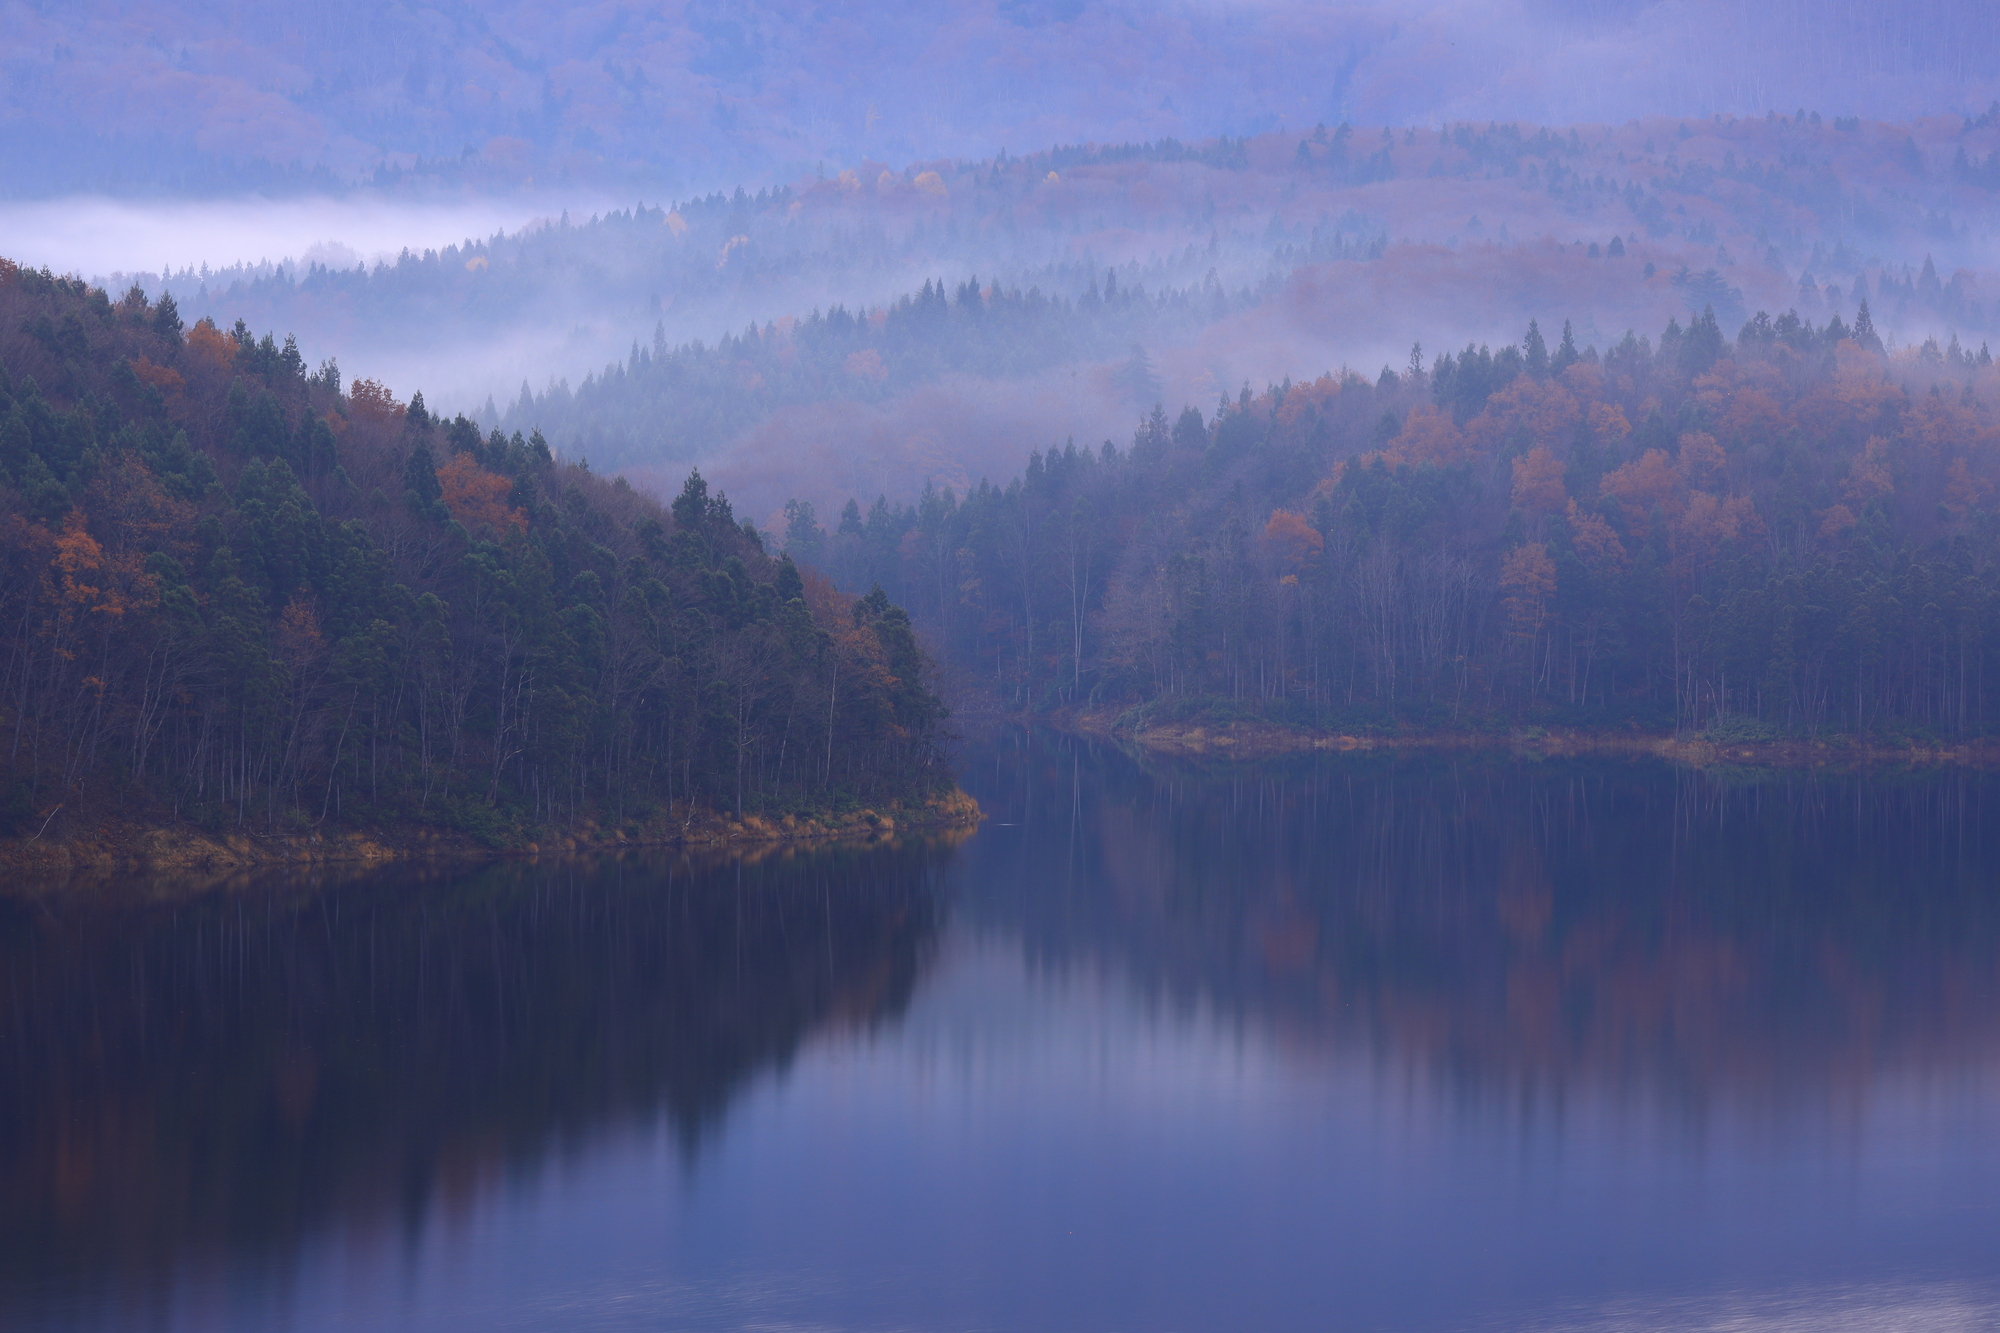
[0,193,608,282]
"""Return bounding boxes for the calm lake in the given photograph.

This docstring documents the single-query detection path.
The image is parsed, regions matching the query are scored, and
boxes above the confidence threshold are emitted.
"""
[6,732,2000,1332]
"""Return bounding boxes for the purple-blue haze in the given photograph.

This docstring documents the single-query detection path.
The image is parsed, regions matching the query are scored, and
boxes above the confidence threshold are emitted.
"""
[2,0,1996,196]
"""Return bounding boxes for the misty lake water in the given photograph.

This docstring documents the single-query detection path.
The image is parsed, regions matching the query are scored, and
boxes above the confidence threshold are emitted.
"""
[7,734,2000,1333]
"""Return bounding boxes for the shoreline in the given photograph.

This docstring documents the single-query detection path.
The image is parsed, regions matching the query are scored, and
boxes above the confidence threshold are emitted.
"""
[0,789,984,880]
[1052,711,2000,771]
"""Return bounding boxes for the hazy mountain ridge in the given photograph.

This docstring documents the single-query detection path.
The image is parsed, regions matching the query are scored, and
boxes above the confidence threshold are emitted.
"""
[62,110,2000,518]
[4,0,1995,199]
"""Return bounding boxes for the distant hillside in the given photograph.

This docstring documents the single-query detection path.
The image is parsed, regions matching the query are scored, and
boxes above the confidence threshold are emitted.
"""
[90,112,2000,519]
[806,298,2000,741]
[4,0,1994,197]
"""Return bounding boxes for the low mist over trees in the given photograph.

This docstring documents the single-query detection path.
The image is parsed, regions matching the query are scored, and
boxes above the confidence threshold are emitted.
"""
[499,267,1253,470]
[798,305,2000,738]
[88,110,2000,495]
[0,259,949,842]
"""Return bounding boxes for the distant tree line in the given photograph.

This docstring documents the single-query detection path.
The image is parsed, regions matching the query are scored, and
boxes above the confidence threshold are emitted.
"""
[497,266,1251,468]
[793,303,2000,739]
[0,258,948,841]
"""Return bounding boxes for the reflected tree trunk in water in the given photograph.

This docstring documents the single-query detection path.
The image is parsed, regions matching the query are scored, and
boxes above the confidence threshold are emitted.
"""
[0,841,951,1304]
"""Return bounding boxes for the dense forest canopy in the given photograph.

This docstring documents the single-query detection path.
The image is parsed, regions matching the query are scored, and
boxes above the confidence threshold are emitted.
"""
[0,257,950,843]
[794,300,2000,739]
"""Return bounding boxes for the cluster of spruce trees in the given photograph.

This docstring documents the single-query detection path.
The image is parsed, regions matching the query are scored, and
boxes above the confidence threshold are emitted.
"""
[0,258,948,840]
[797,303,2000,739]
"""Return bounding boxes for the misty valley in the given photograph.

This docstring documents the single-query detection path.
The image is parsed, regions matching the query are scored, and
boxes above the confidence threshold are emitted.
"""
[6,4,2000,1325]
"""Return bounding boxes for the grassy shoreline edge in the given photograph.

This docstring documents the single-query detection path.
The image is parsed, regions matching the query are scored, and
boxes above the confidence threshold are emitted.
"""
[1055,710,2000,771]
[0,789,984,879]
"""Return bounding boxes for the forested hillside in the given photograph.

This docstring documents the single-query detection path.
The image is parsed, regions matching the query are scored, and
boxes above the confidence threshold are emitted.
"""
[797,305,2000,739]
[0,257,951,846]
[106,110,2000,520]
[501,267,1239,472]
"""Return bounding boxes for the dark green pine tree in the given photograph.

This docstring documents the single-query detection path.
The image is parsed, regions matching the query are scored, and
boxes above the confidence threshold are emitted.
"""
[403,438,445,519]
[1678,305,1725,375]
[1552,319,1580,372]
[1523,320,1549,376]
[1852,299,1884,353]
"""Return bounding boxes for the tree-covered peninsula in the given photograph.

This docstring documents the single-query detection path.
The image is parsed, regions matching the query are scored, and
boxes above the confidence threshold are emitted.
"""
[0,258,962,862]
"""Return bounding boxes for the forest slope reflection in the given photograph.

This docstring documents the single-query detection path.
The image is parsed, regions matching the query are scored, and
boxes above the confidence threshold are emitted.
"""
[0,842,951,1305]
[960,732,2000,1115]
[7,737,2000,1326]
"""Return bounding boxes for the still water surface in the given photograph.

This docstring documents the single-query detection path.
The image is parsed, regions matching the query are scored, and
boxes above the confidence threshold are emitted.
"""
[6,734,2000,1331]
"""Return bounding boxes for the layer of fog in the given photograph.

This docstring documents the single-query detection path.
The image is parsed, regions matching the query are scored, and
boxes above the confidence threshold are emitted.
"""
[12,110,1998,529]
[668,367,1141,528]
[0,194,595,284]
[694,245,1750,529]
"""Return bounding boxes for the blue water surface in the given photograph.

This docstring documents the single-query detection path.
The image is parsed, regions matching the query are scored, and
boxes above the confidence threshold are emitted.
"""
[5,733,2000,1331]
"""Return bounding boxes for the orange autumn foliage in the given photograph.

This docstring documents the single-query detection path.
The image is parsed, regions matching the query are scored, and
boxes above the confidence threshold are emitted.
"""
[1676,431,1726,489]
[1510,445,1568,515]
[42,509,150,664]
[1564,500,1627,572]
[1717,384,1788,444]
[184,318,235,374]
[1842,435,1895,503]
[1274,374,1343,433]
[1384,403,1467,468]
[843,349,889,383]
[347,378,405,427]
[1465,377,1581,456]
[1820,503,1859,538]
[51,509,108,615]
[1599,448,1684,532]
[1586,400,1632,443]
[1500,543,1557,636]
[439,452,527,536]
[1671,491,1759,559]
[1262,509,1323,572]
[131,356,185,399]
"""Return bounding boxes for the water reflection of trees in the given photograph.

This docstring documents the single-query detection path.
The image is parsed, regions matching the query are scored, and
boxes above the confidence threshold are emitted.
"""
[0,841,951,1305]
[964,732,2000,1108]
